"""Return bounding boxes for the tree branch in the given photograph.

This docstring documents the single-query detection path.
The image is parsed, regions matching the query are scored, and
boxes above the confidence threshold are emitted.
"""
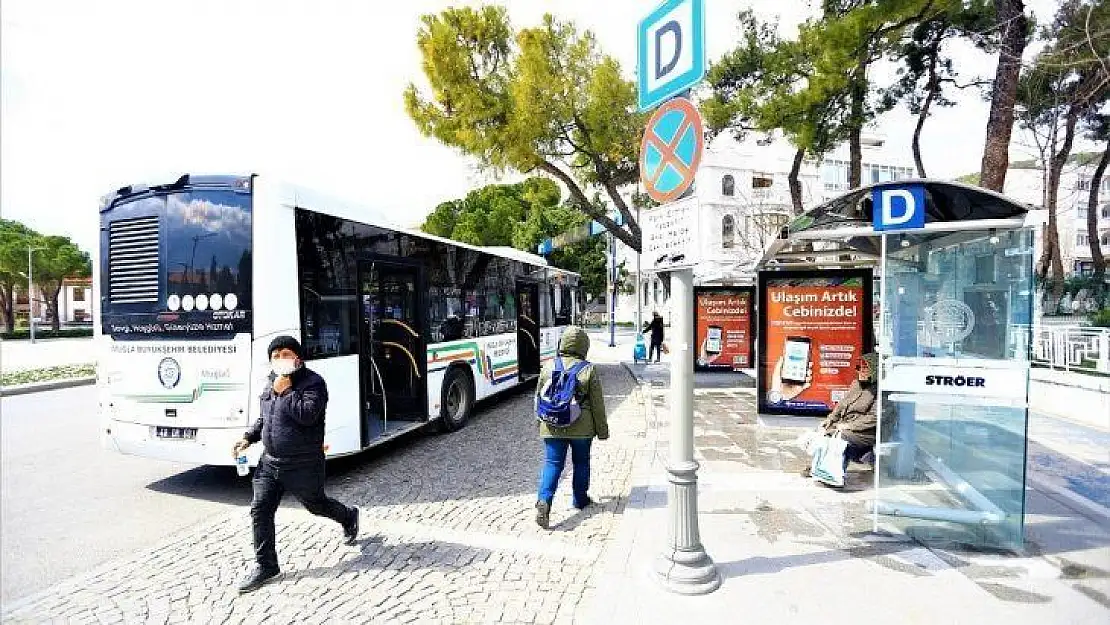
[536,160,640,251]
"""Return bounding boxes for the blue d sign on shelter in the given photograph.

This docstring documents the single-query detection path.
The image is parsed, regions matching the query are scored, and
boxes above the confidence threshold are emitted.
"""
[873,184,926,232]
[637,0,706,111]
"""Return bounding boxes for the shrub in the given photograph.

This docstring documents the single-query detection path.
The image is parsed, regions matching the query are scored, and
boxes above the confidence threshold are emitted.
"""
[0,328,93,340]
[1090,308,1110,328]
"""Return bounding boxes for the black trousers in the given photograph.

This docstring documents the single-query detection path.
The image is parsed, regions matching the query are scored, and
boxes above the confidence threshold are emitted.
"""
[251,456,353,570]
[649,340,663,362]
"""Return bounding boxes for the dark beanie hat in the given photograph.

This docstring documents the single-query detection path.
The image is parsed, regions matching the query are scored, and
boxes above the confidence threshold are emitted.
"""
[267,335,303,358]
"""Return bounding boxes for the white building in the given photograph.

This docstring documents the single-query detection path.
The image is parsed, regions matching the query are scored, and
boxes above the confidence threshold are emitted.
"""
[1002,155,1110,276]
[9,278,93,329]
[611,133,916,324]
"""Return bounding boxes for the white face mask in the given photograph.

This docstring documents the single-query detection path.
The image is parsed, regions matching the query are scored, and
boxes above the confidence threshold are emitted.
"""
[271,358,299,376]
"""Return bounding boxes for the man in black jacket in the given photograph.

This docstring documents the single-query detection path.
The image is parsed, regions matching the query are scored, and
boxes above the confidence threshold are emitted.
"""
[644,312,665,363]
[232,335,359,593]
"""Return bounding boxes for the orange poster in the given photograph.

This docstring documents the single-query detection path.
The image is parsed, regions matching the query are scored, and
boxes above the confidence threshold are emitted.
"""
[758,271,873,415]
[694,288,754,371]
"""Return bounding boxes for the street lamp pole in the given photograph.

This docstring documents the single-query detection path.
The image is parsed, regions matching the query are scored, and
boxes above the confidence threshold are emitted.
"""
[27,246,44,344]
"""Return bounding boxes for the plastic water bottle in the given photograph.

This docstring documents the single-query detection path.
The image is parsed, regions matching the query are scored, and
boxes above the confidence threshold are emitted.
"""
[235,454,250,477]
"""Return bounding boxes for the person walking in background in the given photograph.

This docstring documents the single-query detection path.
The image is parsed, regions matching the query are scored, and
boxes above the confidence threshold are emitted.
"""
[644,312,665,363]
[534,326,609,529]
[232,336,360,593]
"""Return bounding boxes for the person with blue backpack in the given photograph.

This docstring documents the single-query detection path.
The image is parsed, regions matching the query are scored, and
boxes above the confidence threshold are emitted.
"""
[534,326,609,529]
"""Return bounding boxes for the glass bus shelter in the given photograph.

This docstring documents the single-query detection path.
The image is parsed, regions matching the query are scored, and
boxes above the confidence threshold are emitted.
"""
[760,180,1044,550]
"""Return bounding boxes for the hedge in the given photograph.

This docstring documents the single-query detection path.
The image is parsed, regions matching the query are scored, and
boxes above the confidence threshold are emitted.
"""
[0,328,94,340]
[0,364,96,387]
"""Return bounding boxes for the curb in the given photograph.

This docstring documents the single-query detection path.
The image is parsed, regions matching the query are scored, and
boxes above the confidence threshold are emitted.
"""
[620,361,646,384]
[0,376,96,397]
[1027,473,1110,525]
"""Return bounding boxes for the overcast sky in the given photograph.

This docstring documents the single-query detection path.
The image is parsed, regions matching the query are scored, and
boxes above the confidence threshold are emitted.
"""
[1,0,1066,253]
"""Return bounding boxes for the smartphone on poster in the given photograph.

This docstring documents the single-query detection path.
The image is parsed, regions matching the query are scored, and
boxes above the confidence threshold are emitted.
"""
[706,326,723,355]
[781,336,811,384]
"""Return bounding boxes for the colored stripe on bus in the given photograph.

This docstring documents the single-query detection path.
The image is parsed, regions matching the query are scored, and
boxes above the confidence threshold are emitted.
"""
[427,359,477,374]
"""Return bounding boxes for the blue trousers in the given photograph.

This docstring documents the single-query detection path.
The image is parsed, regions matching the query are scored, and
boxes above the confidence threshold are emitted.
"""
[538,438,592,508]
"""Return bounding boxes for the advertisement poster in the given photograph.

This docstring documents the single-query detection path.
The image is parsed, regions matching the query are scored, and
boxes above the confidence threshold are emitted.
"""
[694,287,754,371]
[758,270,873,416]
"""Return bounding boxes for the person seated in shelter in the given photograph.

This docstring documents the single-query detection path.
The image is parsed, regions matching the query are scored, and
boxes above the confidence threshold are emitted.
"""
[801,352,878,478]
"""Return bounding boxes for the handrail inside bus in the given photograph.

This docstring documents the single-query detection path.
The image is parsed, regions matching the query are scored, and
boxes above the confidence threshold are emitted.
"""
[370,356,387,431]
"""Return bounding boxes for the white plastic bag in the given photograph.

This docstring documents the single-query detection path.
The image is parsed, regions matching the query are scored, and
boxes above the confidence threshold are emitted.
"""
[792,429,824,455]
[810,434,848,487]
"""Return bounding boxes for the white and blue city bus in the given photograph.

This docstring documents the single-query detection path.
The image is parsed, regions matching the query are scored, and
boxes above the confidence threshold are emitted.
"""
[96,174,580,467]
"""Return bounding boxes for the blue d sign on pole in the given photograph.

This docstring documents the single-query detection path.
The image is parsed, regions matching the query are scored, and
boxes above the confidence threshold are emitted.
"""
[873,184,926,232]
[637,0,706,111]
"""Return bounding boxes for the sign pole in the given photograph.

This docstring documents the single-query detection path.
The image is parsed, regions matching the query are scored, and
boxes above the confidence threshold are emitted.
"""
[637,0,715,595]
[609,232,617,348]
[636,203,643,333]
[873,232,888,533]
[656,266,720,594]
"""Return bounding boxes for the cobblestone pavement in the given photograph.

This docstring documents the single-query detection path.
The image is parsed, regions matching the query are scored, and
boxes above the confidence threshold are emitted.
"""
[2,365,647,624]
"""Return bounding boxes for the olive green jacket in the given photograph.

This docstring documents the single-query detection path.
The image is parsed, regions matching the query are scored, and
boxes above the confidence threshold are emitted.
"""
[536,326,609,440]
[820,380,877,447]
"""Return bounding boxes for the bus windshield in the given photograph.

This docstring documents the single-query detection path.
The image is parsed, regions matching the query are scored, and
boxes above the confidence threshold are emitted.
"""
[99,188,252,339]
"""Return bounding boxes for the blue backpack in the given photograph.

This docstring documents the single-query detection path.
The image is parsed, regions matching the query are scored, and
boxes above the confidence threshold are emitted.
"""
[536,357,590,427]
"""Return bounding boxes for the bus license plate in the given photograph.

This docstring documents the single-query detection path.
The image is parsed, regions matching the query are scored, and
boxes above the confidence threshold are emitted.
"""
[155,427,197,440]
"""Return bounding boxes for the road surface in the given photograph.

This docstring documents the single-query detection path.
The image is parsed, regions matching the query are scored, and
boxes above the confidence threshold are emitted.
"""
[0,387,251,603]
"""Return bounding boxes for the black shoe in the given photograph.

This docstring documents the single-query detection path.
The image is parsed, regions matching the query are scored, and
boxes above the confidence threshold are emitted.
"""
[535,501,550,529]
[573,497,595,510]
[343,507,360,545]
[237,566,280,594]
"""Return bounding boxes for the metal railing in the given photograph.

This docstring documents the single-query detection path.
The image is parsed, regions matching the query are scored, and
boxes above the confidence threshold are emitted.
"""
[1031,325,1110,374]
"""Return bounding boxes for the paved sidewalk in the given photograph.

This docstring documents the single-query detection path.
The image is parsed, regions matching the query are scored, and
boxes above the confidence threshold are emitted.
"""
[4,331,1108,623]
[580,362,1110,625]
[2,361,647,624]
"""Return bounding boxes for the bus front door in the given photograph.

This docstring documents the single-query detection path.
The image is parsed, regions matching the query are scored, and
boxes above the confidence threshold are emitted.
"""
[359,260,425,445]
[516,281,541,379]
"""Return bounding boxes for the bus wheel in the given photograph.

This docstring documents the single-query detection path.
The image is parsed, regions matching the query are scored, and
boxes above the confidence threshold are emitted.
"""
[439,367,473,432]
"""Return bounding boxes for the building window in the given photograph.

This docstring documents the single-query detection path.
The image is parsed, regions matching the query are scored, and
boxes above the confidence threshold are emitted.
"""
[722,215,736,249]
[752,174,773,189]
[1078,207,1089,220]
[722,175,735,196]
[1078,177,1092,191]
[73,288,86,303]
[1078,233,1090,247]
[823,160,849,191]
[1102,232,1110,246]
[1102,204,1110,219]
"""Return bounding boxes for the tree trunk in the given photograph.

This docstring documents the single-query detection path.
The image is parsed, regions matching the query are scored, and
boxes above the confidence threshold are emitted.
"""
[789,148,806,215]
[913,52,941,178]
[1043,106,1079,304]
[979,0,1029,191]
[600,179,642,241]
[848,67,867,188]
[1089,141,1109,281]
[48,284,63,331]
[0,284,12,331]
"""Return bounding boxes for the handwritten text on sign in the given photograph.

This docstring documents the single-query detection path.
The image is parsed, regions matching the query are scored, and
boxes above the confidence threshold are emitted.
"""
[642,196,700,269]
